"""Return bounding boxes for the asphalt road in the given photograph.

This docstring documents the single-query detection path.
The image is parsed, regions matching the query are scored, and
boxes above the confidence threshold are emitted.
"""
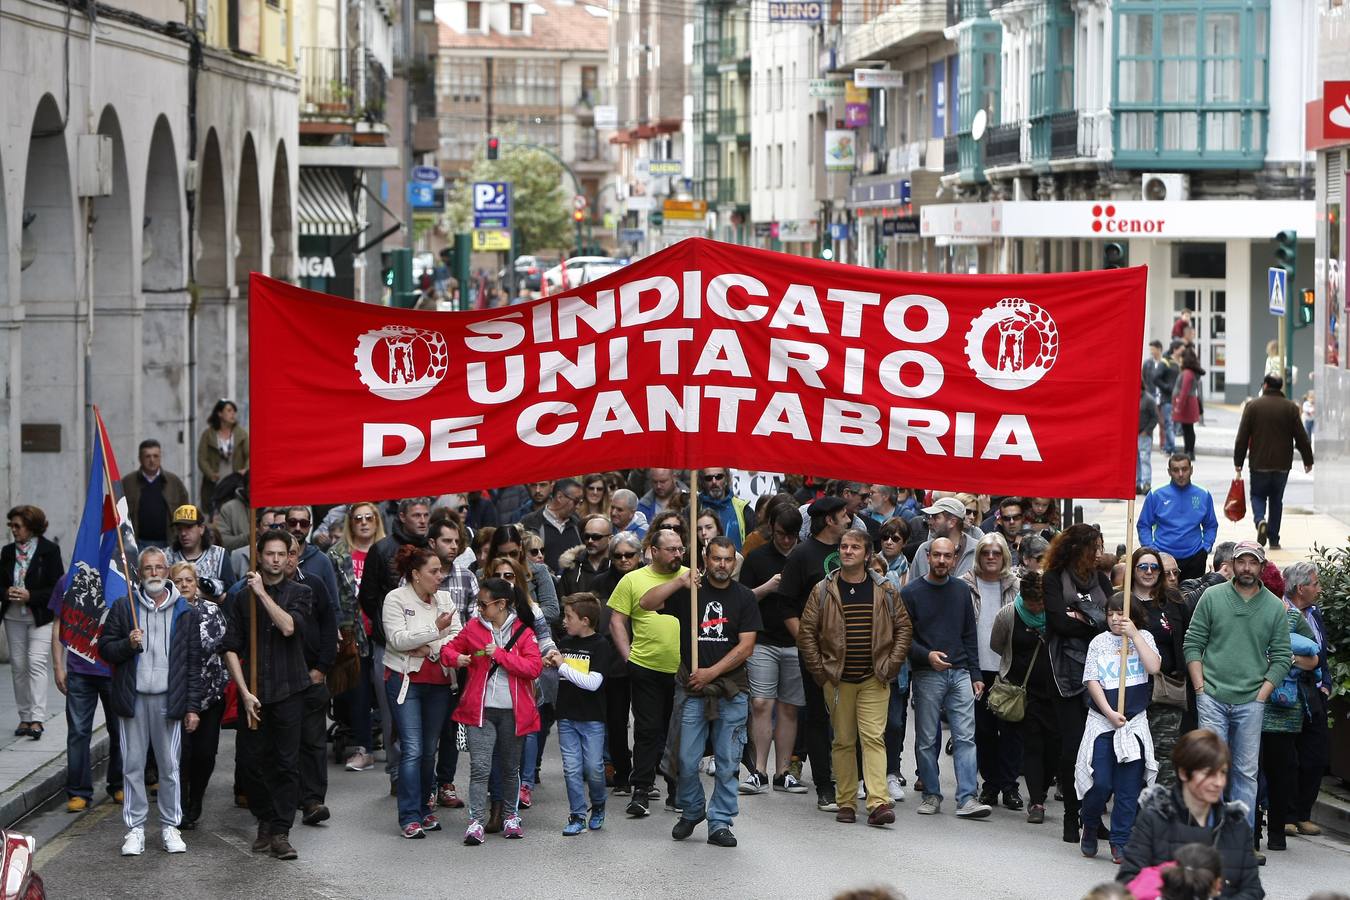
[28,716,1350,900]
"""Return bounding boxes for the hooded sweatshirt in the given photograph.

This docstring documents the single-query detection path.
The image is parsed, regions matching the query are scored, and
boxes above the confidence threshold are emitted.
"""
[136,584,181,695]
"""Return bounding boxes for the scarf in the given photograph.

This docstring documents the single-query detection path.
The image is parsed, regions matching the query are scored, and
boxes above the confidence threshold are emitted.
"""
[1014,594,1046,634]
[698,492,742,547]
[12,538,36,586]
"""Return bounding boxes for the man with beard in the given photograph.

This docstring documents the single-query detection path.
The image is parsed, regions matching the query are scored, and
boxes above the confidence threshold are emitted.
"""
[697,468,755,551]
[1183,541,1292,827]
[910,497,983,580]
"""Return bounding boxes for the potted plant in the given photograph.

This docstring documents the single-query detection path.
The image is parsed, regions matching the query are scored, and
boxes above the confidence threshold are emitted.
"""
[1311,544,1350,782]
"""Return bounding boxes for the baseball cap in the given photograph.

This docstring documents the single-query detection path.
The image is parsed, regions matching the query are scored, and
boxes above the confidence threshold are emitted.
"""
[920,497,967,519]
[1232,540,1265,563]
[807,496,848,519]
[172,504,204,526]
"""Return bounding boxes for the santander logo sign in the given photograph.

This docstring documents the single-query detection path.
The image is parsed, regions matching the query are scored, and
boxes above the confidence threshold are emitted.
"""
[1092,204,1165,235]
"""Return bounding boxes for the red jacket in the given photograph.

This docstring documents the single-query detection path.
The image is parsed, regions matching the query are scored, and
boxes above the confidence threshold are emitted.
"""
[441,616,542,736]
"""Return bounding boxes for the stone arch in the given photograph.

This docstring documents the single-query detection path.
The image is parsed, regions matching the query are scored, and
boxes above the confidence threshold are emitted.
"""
[196,129,228,289]
[270,139,293,282]
[93,105,134,300]
[143,115,183,291]
[236,133,262,294]
[20,94,76,301]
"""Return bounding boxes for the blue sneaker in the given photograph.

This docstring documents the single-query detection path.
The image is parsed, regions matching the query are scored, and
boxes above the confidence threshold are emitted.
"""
[563,815,586,836]
[1080,825,1099,858]
[588,807,605,831]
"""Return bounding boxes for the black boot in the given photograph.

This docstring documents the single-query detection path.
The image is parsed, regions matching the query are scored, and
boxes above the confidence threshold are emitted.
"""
[1062,811,1080,844]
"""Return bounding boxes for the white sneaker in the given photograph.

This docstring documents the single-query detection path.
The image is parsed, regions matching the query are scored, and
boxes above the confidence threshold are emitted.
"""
[856,782,866,800]
[162,826,187,853]
[887,774,907,802]
[121,827,145,856]
[700,755,715,776]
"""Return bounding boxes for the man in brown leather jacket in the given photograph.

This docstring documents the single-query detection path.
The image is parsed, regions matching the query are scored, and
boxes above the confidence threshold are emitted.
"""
[798,528,911,827]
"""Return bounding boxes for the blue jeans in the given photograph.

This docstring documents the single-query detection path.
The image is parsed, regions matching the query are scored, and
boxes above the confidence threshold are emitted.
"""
[912,669,979,806]
[383,677,450,828]
[64,670,123,799]
[1137,432,1153,487]
[1159,401,1175,452]
[520,704,555,789]
[884,681,909,777]
[1079,731,1146,847]
[1195,692,1263,828]
[1249,469,1290,545]
[558,719,607,817]
[677,691,748,831]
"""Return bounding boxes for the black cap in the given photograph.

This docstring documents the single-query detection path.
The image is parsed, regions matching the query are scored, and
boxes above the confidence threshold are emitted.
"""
[807,496,848,519]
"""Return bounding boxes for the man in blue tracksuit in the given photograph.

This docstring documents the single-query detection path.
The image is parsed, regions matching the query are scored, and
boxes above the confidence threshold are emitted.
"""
[1136,454,1218,581]
[98,546,202,857]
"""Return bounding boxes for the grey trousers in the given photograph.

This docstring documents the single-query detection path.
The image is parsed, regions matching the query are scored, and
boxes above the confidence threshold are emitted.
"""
[467,707,521,823]
[119,693,183,830]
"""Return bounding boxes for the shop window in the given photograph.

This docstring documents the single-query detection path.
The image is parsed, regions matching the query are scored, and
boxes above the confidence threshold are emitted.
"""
[1171,242,1225,279]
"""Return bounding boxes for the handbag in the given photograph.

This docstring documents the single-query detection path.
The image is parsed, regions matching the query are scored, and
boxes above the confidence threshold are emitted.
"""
[325,626,361,696]
[1224,478,1246,523]
[1270,673,1301,708]
[1152,672,1188,709]
[988,642,1040,723]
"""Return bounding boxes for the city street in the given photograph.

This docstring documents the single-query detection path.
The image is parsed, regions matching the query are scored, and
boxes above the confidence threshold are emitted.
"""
[29,719,1350,900]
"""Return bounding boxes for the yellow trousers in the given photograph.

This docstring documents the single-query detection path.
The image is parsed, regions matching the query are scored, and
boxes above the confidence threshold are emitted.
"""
[823,677,890,812]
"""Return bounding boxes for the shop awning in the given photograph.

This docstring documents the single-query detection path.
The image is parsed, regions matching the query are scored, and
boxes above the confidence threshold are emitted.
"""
[298,167,362,236]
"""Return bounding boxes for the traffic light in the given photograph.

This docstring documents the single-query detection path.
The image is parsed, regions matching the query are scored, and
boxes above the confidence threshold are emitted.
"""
[1295,288,1314,330]
[650,208,664,228]
[487,136,500,160]
[1103,242,1127,269]
[1275,230,1297,279]
[381,251,394,288]
[821,229,834,261]
[572,208,585,223]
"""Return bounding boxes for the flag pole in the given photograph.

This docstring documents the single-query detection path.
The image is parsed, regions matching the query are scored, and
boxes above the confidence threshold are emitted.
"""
[1117,496,1138,715]
[93,406,138,634]
[688,470,699,678]
[248,508,258,730]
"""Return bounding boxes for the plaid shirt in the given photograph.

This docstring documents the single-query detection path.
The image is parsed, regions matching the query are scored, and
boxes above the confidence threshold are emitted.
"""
[440,561,479,627]
[222,577,312,705]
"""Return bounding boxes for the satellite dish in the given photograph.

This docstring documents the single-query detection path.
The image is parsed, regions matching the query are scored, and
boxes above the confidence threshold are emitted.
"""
[971,109,988,142]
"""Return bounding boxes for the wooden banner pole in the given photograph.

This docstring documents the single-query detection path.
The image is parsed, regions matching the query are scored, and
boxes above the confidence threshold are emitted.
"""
[688,470,699,678]
[1117,496,1138,715]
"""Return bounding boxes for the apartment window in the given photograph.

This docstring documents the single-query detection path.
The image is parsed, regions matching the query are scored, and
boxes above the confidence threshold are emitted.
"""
[580,66,598,106]
[775,144,783,188]
[1114,2,1268,165]
[776,67,784,111]
[466,1,481,30]
[509,3,525,32]
[447,59,484,104]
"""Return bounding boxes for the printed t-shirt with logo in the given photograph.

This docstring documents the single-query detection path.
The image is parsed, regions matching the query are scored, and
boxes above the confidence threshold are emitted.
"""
[607,565,686,674]
[661,581,762,672]
[1082,629,1158,719]
[555,631,613,722]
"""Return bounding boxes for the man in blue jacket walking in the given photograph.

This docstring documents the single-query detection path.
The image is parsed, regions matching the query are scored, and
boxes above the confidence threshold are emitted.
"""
[1137,454,1218,581]
[98,546,202,857]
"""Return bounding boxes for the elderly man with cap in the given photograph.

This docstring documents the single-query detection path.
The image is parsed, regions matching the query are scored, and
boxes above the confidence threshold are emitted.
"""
[910,497,984,581]
[1183,540,1292,827]
[780,495,851,810]
[166,505,234,599]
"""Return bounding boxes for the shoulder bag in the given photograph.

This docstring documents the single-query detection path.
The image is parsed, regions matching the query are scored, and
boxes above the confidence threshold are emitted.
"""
[988,641,1040,723]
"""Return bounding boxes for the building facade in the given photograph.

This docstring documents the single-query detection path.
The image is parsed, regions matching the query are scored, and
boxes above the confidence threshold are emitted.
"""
[1,0,299,543]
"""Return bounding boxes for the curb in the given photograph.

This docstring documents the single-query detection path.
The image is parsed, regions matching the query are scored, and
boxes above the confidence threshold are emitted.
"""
[0,726,110,828]
[1313,785,1350,839]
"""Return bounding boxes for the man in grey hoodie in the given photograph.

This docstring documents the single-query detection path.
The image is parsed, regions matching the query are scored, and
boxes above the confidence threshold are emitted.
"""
[910,498,984,580]
[98,546,202,857]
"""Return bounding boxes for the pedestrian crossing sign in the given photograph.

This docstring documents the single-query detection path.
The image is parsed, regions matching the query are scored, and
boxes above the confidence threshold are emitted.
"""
[1268,266,1287,315]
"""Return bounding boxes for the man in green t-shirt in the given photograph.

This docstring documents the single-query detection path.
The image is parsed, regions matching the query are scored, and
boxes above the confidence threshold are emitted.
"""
[608,527,687,817]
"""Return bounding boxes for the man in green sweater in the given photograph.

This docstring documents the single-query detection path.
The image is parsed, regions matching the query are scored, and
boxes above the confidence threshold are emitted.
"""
[1183,540,1291,827]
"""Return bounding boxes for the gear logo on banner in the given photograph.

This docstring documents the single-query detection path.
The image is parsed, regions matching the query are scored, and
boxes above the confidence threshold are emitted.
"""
[964,298,1059,391]
[354,325,449,400]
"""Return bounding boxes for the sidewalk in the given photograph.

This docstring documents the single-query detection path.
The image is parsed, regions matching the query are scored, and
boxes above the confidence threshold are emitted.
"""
[0,660,111,827]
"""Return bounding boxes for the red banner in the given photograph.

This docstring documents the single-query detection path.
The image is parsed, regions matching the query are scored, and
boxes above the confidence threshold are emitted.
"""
[249,238,1147,506]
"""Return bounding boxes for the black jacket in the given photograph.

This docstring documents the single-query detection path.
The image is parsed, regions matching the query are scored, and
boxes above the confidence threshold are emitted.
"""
[0,536,65,627]
[1181,571,1227,613]
[1118,784,1263,899]
[98,591,203,720]
[1043,567,1110,697]
[357,522,427,647]
[296,571,338,674]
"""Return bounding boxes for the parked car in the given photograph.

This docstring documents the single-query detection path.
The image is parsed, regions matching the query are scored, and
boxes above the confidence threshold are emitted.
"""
[541,256,623,294]
[499,255,559,292]
[0,830,45,899]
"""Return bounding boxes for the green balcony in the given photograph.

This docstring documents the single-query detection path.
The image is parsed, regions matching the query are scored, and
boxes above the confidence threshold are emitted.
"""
[715,177,748,206]
[717,110,749,143]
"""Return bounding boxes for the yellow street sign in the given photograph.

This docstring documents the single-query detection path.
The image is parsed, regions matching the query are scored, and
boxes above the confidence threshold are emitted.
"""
[472,229,512,251]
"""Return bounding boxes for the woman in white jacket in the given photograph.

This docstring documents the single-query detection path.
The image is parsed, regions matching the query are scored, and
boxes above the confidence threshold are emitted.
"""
[382,545,461,839]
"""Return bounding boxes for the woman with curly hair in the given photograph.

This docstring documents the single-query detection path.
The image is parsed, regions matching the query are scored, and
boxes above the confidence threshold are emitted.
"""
[1042,523,1111,843]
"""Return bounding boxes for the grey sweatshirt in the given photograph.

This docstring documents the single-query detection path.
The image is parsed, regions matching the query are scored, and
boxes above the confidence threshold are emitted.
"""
[135,586,179,695]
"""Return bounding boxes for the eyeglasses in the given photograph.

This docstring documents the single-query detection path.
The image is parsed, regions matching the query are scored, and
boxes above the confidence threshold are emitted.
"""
[286,518,311,529]
[881,534,903,542]
[584,533,609,541]
[1165,569,1181,578]
[527,547,544,556]
[705,472,726,481]
[612,551,638,560]
[457,505,469,514]
[477,598,505,610]
[351,514,376,523]
[1136,563,1161,572]
[965,509,979,517]
[999,512,1023,521]
[587,484,605,492]
[659,545,686,554]
[494,571,516,580]
[499,547,522,558]
[979,549,1003,557]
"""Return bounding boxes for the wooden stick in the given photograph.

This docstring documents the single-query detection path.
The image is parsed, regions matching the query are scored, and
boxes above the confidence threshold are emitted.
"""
[1117,496,1138,715]
[93,406,137,633]
[248,508,258,730]
[689,469,699,677]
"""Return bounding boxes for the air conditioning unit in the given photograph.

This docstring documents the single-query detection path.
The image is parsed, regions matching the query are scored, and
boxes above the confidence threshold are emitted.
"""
[1141,173,1189,202]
